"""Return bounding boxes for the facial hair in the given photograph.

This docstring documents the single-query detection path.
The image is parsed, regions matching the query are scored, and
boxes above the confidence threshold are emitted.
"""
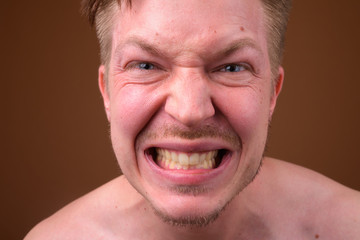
[135,123,267,228]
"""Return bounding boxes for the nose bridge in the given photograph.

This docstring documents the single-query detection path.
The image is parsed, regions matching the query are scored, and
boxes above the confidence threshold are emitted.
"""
[164,68,215,126]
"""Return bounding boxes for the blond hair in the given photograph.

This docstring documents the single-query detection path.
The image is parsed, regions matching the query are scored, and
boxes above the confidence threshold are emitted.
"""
[81,0,292,75]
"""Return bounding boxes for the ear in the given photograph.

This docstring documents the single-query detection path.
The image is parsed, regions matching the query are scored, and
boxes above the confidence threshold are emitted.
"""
[98,65,111,121]
[269,66,284,118]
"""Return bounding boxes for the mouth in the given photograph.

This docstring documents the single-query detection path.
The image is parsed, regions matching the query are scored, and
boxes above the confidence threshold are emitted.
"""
[146,148,229,170]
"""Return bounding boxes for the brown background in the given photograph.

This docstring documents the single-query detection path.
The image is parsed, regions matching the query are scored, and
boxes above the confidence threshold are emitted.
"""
[1,0,359,239]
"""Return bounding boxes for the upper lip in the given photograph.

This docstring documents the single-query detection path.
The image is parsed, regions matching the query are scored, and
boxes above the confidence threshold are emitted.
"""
[141,137,237,153]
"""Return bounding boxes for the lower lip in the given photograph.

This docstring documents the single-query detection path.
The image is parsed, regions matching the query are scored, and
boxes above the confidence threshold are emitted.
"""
[144,151,233,185]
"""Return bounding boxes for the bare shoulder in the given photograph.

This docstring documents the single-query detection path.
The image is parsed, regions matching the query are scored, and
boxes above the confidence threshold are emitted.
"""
[263,158,360,238]
[24,176,144,240]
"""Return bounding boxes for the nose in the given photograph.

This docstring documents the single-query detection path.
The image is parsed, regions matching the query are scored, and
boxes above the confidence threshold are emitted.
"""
[164,70,215,126]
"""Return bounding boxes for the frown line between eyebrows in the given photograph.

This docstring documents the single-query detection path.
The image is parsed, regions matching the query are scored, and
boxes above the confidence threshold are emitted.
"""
[113,35,263,65]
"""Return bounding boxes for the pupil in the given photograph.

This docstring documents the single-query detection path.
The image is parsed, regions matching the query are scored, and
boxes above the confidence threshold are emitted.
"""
[140,63,152,70]
[226,65,238,72]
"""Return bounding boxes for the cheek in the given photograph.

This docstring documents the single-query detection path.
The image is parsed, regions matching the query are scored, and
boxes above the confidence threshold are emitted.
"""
[108,82,166,145]
[215,88,270,141]
[108,85,162,173]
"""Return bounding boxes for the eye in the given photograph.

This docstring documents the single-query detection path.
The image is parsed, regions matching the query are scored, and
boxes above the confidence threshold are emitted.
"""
[137,62,155,70]
[218,63,251,73]
[126,61,156,70]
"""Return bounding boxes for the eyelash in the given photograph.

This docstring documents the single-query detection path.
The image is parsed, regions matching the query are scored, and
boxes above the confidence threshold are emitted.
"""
[124,61,254,74]
[215,63,254,73]
[125,61,158,71]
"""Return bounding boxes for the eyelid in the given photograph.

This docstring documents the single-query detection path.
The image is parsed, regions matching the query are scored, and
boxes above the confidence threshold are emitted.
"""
[125,61,159,70]
[215,62,254,73]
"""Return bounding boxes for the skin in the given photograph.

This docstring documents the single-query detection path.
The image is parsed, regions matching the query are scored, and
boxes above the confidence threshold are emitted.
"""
[102,0,279,226]
[24,0,360,239]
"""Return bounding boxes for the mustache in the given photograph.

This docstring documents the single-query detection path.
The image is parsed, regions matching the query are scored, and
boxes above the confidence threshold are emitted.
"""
[136,124,241,149]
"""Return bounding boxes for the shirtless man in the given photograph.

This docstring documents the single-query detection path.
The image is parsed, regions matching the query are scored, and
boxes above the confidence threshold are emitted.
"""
[25,0,360,239]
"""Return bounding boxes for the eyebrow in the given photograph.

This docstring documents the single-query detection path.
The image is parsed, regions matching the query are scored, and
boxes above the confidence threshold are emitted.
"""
[217,38,262,58]
[114,36,263,60]
[114,36,166,59]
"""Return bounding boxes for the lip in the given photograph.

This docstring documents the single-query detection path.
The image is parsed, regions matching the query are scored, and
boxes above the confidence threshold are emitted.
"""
[145,150,233,185]
[141,139,238,185]
[143,137,236,153]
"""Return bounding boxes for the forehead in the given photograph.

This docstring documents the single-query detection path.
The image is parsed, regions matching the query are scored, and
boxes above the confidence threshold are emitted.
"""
[111,0,268,61]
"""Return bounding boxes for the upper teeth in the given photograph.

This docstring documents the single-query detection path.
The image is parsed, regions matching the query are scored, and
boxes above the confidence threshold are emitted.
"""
[156,148,218,170]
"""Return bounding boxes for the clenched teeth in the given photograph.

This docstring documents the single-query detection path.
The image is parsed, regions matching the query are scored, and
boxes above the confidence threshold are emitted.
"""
[156,148,218,170]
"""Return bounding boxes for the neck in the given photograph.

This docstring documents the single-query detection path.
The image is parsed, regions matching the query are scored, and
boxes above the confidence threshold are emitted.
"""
[113,160,275,240]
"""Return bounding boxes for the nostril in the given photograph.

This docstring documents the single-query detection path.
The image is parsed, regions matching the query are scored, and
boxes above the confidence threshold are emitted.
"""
[165,102,216,127]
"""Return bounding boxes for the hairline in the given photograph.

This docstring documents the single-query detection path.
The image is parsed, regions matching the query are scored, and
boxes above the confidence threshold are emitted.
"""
[97,0,288,83]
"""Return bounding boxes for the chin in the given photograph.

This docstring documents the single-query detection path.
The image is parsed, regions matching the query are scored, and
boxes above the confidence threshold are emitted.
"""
[150,196,229,227]
[144,171,255,228]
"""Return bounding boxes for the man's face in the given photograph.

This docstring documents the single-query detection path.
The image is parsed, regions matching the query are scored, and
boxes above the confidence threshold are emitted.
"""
[99,0,283,225]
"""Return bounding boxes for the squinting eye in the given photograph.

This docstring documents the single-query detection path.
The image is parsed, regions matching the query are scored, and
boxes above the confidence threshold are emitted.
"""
[220,64,247,72]
[137,62,155,70]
